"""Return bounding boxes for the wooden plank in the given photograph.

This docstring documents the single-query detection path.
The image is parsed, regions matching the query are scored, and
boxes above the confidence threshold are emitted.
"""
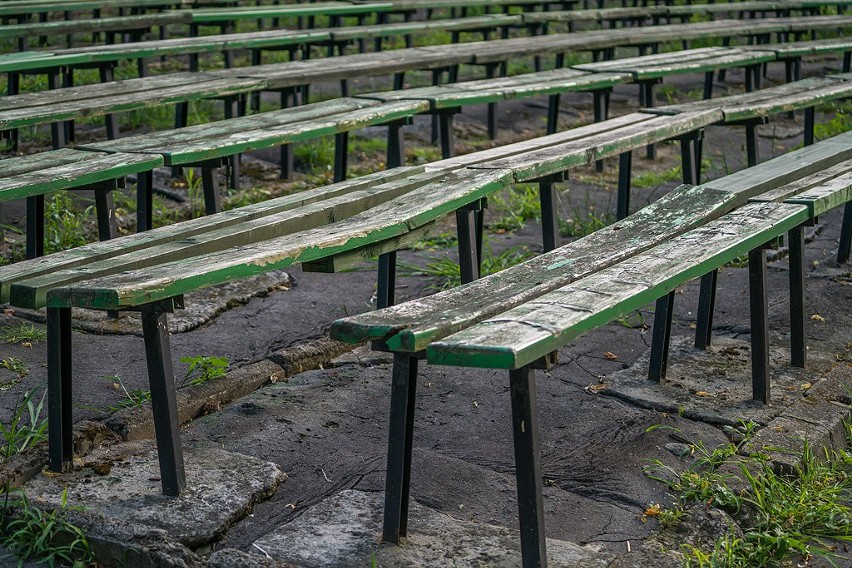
[426,202,810,370]
[43,169,513,310]
[720,81,852,122]
[190,2,395,22]
[0,150,163,202]
[0,12,191,40]
[743,38,852,58]
[331,183,742,351]
[705,131,852,196]
[785,170,852,217]
[330,15,522,42]
[0,166,425,306]
[302,221,438,273]
[0,76,267,130]
[86,99,428,165]
[748,158,852,204]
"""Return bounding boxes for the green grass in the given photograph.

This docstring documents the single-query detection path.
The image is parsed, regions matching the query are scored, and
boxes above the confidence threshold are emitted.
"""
[559,207,613,238]
[0,358,28,383]
[0,323,46,345]
[0,388,46,458]
[399,238,535,290]
[0,488,94,567]
[180,355,229,387]
[101,375,151,413]
[44,193,93,254]
[645,422,852,567]
[489,183,541,233]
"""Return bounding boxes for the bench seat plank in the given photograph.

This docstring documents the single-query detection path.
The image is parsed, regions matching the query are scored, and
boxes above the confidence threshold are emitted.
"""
[0,149,163,202]
[785,170,852,217]
[522,6,668,25]
[748,158,852,204]
[740,37,852,58]
[572,47,776,81]
[83,98,429,165]
[43,168,513,310]
[190,2,396,23]
[0,74,267,130]
[426,202,809,370]
[0,12,191,40]
[475,110,721,182]
[330,183,739,351]
[329,14,522,42]
[359,69,630,109]
[11,169,448,309]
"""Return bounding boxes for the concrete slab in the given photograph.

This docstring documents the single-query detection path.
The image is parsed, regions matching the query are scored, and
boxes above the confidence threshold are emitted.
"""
[24,441,286,549]
[601,335,836,426]
[254,490,612,568]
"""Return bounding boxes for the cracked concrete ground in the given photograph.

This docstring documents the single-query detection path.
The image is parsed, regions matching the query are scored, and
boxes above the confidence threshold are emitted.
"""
[0,55,850,566]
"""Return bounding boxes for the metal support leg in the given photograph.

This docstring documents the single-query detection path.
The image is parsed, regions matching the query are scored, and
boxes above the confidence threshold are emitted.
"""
[616,151,632,220]
[47,70,66,150]
[539,180,559,253]
[837,201,852,264]
[485,63,501,140]
[377,252,397,309]
[99,65,119,139]
[280,89,297,179]
[430,69,444,145]
[201,164,222,214]
[382,353,418,543]
[223,96,241,190]
[456,206,480,284]
[387,120,406,169]
[141,304,186,496]
[25,195,45,259]
[593,89,610,172]
[648,291,675,382]
[334,132,349,183]
[703,70,714,100]
[136,170,154,232]
[173,102,189,178]
[694,270,718,350]
[679,131,701,185]
[509,366,547,568]
[788,225,806,368]
[803,107,815,146]
[641,81,656,159]
[546,94,561,135]
[745,122,759,167]
[94,187,118,241]
[439,112,456,159]
[749,247,770,404]
[47,307,73,473]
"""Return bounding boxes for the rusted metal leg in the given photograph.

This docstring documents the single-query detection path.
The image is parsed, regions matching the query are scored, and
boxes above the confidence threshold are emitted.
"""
[141,302,186,496]
[509,365,547,568]
[383,353,418,543]
[47,307,73,473]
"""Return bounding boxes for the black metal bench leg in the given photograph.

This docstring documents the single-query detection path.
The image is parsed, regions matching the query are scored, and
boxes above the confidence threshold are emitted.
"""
[485,63,501,140]
[280,89,297,180]
[648,291,675,382]
[136,170,154,232]
[546,94,561,135]
[456,207,481,284]
[509,365,547,568]
[201,164,222,214]
[745,123,759,167]
[844,52,851,73]
[803,107,815,147]
[694,270,718,350]
[641,80,656,159]
[141,305,186,496]
[749,247,770,403]
[224,96,241,191]
[383,353,418,543]
[838,201,852,264]
[788,225,806,368]
[703,71,714,100]
[99,65,119,140]
[593,89,610,172]
[430,69,444,146]
[173,102,189,178]
[47,70,66,150]
[334,131,349,183]
[616,151,632,220]
[62,68,75,144]
[25,195,45,259]
[4,72,20,151]
[539,179,559,252]
[94,187,118,241]
[377,252,397,309]
[439,112,456,160]
[679,131,701,186]
[47,307,73,473]
[386,120,406,169]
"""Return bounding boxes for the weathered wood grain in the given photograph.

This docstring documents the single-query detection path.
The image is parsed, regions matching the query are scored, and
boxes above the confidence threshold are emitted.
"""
[0,12,190,40]
[427,202,809,370]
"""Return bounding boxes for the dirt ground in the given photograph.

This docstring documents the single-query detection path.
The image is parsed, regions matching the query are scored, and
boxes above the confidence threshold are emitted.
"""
[0,52,850,566]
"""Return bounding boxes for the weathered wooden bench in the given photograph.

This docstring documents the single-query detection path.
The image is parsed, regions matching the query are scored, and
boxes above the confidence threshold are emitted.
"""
[329,131,852,568]
[0,148,163,258]
[741,37,852,82]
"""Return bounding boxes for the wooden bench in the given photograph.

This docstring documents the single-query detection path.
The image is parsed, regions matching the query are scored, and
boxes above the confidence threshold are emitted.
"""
[741,37,852,82]
[0,148,163,258]
[329,131,852,568]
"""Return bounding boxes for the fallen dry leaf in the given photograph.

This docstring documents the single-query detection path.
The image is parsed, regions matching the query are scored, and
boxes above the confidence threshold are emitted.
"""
[2,309,14,316]
[585,383,608,393]
[604,351,618,361]
[21,342,32,349]
[694,391,713,397]
[811,314,826,322]
[801,382,812,390]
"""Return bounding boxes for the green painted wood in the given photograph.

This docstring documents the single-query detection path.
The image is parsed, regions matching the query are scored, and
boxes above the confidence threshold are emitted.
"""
[426,202,810,370]
[705,130,852,195]
[0,149,162,203]
[0,0,179,17]
[522,6,667,25]
[12,169,444,309]
[748,158,852,204]
[476,110,721,182]
[331,183,741,351]
[84,98,428,165]
[44,168,513,310]
[0,166,424,306]
[0,75,267,130]
[743,37,852,58]
[572,47,776,81]
[190,2,395,22]
[329,14,522,41]
[785,170,852,217]
[0,12,191,40]
[302,221,438,273]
